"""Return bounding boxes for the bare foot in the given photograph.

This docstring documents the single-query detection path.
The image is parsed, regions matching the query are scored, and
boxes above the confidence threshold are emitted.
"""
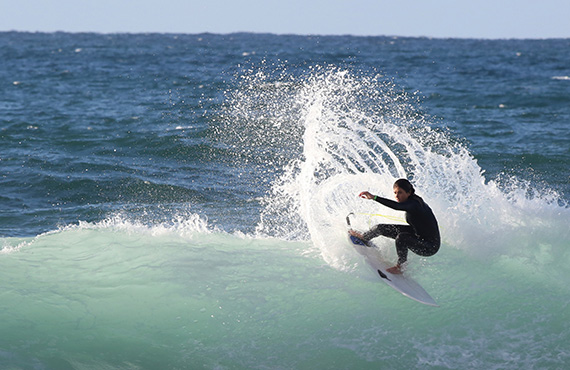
[348,229,364,239]
[386,265,403,274]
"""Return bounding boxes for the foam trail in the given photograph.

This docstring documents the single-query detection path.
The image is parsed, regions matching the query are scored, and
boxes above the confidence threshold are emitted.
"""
[1,211,212,254]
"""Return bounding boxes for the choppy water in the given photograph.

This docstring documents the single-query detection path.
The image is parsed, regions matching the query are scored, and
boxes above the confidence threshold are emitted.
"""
[1,32,569,369]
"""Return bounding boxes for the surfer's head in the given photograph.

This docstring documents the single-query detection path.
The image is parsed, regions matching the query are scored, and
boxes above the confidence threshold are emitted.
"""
[393,179,414,203]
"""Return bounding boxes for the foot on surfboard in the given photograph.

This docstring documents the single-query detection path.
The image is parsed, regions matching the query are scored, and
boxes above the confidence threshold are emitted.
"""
[348,229,364,239]
[386,265,404,275]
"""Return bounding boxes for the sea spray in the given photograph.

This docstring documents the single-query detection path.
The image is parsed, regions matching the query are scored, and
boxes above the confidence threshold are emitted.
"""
[216,63,570,275]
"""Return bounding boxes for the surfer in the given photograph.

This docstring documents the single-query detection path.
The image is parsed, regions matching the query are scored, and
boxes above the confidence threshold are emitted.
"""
[349,179,440,274]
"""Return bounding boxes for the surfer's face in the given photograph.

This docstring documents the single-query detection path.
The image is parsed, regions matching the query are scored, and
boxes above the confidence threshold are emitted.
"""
[393,186,411,203]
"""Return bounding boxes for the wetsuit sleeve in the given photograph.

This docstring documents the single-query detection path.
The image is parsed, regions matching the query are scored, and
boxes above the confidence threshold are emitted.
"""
[373,196,415,211]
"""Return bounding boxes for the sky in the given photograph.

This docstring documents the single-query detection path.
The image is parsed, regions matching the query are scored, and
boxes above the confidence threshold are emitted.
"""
[1,0,569,39]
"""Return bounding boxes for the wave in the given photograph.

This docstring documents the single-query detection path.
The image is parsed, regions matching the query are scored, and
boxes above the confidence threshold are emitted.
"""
[1,209,568,369]
[217,64,570,277]
[3,35,570,369]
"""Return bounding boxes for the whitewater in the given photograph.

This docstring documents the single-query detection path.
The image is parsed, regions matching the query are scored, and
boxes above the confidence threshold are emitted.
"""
[1,33,569,369]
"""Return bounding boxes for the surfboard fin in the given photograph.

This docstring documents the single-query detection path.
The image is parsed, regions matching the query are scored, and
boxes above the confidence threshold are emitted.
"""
[377,269,391,281]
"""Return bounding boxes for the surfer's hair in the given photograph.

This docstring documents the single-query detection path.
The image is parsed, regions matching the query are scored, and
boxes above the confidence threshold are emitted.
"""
[394,179,424,204]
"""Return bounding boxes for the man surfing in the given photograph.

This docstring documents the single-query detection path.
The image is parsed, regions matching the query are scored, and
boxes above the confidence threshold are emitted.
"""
[349,179,440,274]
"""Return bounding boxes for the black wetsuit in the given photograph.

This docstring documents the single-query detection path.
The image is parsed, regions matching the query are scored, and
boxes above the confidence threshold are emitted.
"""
[362,195,440,265]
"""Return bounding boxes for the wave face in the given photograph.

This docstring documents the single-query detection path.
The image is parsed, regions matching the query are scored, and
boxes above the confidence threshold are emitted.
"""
[1,33,569,369]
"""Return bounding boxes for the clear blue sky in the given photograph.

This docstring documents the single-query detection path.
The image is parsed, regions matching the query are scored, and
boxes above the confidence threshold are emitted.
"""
[1,0,569,39]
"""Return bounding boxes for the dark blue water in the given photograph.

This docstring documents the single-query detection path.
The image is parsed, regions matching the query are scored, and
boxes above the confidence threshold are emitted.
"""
[2,33,569,237]
[1,32,569,369]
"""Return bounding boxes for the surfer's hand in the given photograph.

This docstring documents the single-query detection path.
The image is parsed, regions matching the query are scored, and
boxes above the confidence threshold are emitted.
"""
[359,191,374,199]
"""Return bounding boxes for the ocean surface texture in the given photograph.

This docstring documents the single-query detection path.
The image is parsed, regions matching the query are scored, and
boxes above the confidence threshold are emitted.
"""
[1,32,569,369]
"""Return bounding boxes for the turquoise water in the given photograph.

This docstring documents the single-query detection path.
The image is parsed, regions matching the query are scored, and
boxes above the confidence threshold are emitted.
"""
[2,218,568,369]
[1,33,569,369]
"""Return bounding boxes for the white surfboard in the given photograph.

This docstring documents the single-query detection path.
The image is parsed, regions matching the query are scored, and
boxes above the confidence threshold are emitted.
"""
[346,213,438,307]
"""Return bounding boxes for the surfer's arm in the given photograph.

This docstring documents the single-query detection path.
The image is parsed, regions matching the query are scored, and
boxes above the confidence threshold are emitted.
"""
[359,191,407,210]
[358,191,415,211]
[372,196,415,212]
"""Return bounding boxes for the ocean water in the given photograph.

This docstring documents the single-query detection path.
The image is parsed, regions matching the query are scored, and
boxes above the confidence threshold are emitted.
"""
[1,32,569,369]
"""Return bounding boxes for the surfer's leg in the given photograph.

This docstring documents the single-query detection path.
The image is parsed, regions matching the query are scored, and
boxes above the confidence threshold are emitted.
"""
[395,233,410,265]
[362,224,409,242]
[408,239,440,257]
[396,233,440,264]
